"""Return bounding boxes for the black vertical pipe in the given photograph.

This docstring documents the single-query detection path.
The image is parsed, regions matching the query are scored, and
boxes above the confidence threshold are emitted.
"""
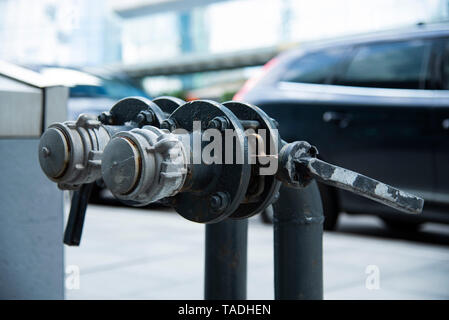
[204,219,248,300]
[273,181,324,300]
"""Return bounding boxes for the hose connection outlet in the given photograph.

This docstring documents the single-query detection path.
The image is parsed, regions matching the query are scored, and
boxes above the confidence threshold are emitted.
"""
[101,126,188,205]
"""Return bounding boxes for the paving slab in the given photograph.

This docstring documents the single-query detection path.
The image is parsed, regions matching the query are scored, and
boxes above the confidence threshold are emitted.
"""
[65,204,449,300]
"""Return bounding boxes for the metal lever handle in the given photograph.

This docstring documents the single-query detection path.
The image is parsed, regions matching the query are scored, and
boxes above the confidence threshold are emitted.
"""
[297,157,423,214]
[63,183,94,246]
[277,141,424,215]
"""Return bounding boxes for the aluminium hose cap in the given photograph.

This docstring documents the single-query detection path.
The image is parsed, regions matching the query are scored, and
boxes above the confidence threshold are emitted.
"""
[38,127,70,179]
[101,126,187,205]
[37,114,111,188]
[101,136,141,195]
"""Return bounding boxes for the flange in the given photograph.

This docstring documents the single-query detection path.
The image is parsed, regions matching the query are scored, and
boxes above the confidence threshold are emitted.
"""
[223,101,282,219]
[105,96,166,127]
[152,96,185,116]
[168,100,251,223]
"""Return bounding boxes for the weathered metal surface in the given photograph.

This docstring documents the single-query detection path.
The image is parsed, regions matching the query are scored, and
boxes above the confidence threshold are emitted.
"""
[152,96,185,116]
[273,183,323,300]
[36,94,429,303]
[40,96,171,247]
[101,135,142,196]
[38,127,70,179]
[101,126,188,205]
[108,96,165,127]
[303,157,424,214]
[223,101,281,219]
[277,141,424,215]
[38,114,111,189]
[205,219,248,300]
[169,100,251,223]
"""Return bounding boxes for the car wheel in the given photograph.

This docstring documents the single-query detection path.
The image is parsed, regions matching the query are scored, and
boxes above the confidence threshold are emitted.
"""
[260,204,274,224]
[318,182,339,231]
[382,218,422,232]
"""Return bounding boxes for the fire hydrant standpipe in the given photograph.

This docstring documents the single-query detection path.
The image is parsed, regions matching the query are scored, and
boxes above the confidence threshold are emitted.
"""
[273,183,324,300]
[37,96,424,299]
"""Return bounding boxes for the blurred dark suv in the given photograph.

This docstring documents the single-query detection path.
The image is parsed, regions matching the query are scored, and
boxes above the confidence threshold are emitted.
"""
[236,23,449,230]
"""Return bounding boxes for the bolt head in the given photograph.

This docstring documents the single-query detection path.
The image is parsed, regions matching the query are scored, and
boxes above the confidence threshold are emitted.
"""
[208,119,220,130]
[207,116,229,131]
[136,113,145,124]
[161,119,176,131]
[209,195,222,209]
[136,110,155,126]
[41,147,51,158]
[98,112,113,125]
[209,192,230,212]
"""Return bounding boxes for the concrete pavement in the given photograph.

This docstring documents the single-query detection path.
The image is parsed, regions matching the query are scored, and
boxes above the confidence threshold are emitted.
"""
[65,204,449,299]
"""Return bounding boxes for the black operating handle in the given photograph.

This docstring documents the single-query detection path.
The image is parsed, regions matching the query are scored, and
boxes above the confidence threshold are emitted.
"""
[63,183,94,246]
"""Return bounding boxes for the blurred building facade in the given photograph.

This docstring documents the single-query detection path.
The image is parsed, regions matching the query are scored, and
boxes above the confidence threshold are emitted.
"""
[115,0,449,63]
[0,0,122,67]
[0,0,448,96]
[111,0,449,96]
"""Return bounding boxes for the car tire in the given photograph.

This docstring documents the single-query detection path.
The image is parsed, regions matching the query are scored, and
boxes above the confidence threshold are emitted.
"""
[260,204,274,224]
[318,182,339,231]
[382,218,422,232]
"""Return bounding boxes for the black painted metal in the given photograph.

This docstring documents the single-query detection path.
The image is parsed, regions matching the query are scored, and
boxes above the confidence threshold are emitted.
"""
[273,182,324,300]
[204,219,248,300]
[277,140,424,215]
[152,96,185,116]
[109,96,165,127]
[36,95,425,299]
[223,101,281,219]
[63,182,94,246]
[169,100,251,223]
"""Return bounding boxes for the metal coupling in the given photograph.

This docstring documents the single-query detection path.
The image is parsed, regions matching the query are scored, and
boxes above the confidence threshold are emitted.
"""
[277,141,424,215]
[101,126,188,205]
[38,114,111,189]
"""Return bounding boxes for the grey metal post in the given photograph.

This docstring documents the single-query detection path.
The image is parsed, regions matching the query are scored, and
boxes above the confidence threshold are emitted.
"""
[273,181,324,300]
[0,67,67,299]
[204,219,248,300]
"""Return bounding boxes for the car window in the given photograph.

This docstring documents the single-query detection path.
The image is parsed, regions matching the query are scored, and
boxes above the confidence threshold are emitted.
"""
[336,40,432,89]
[442,39,449,90]
[69,79,147,99]
[280,48,347,84]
